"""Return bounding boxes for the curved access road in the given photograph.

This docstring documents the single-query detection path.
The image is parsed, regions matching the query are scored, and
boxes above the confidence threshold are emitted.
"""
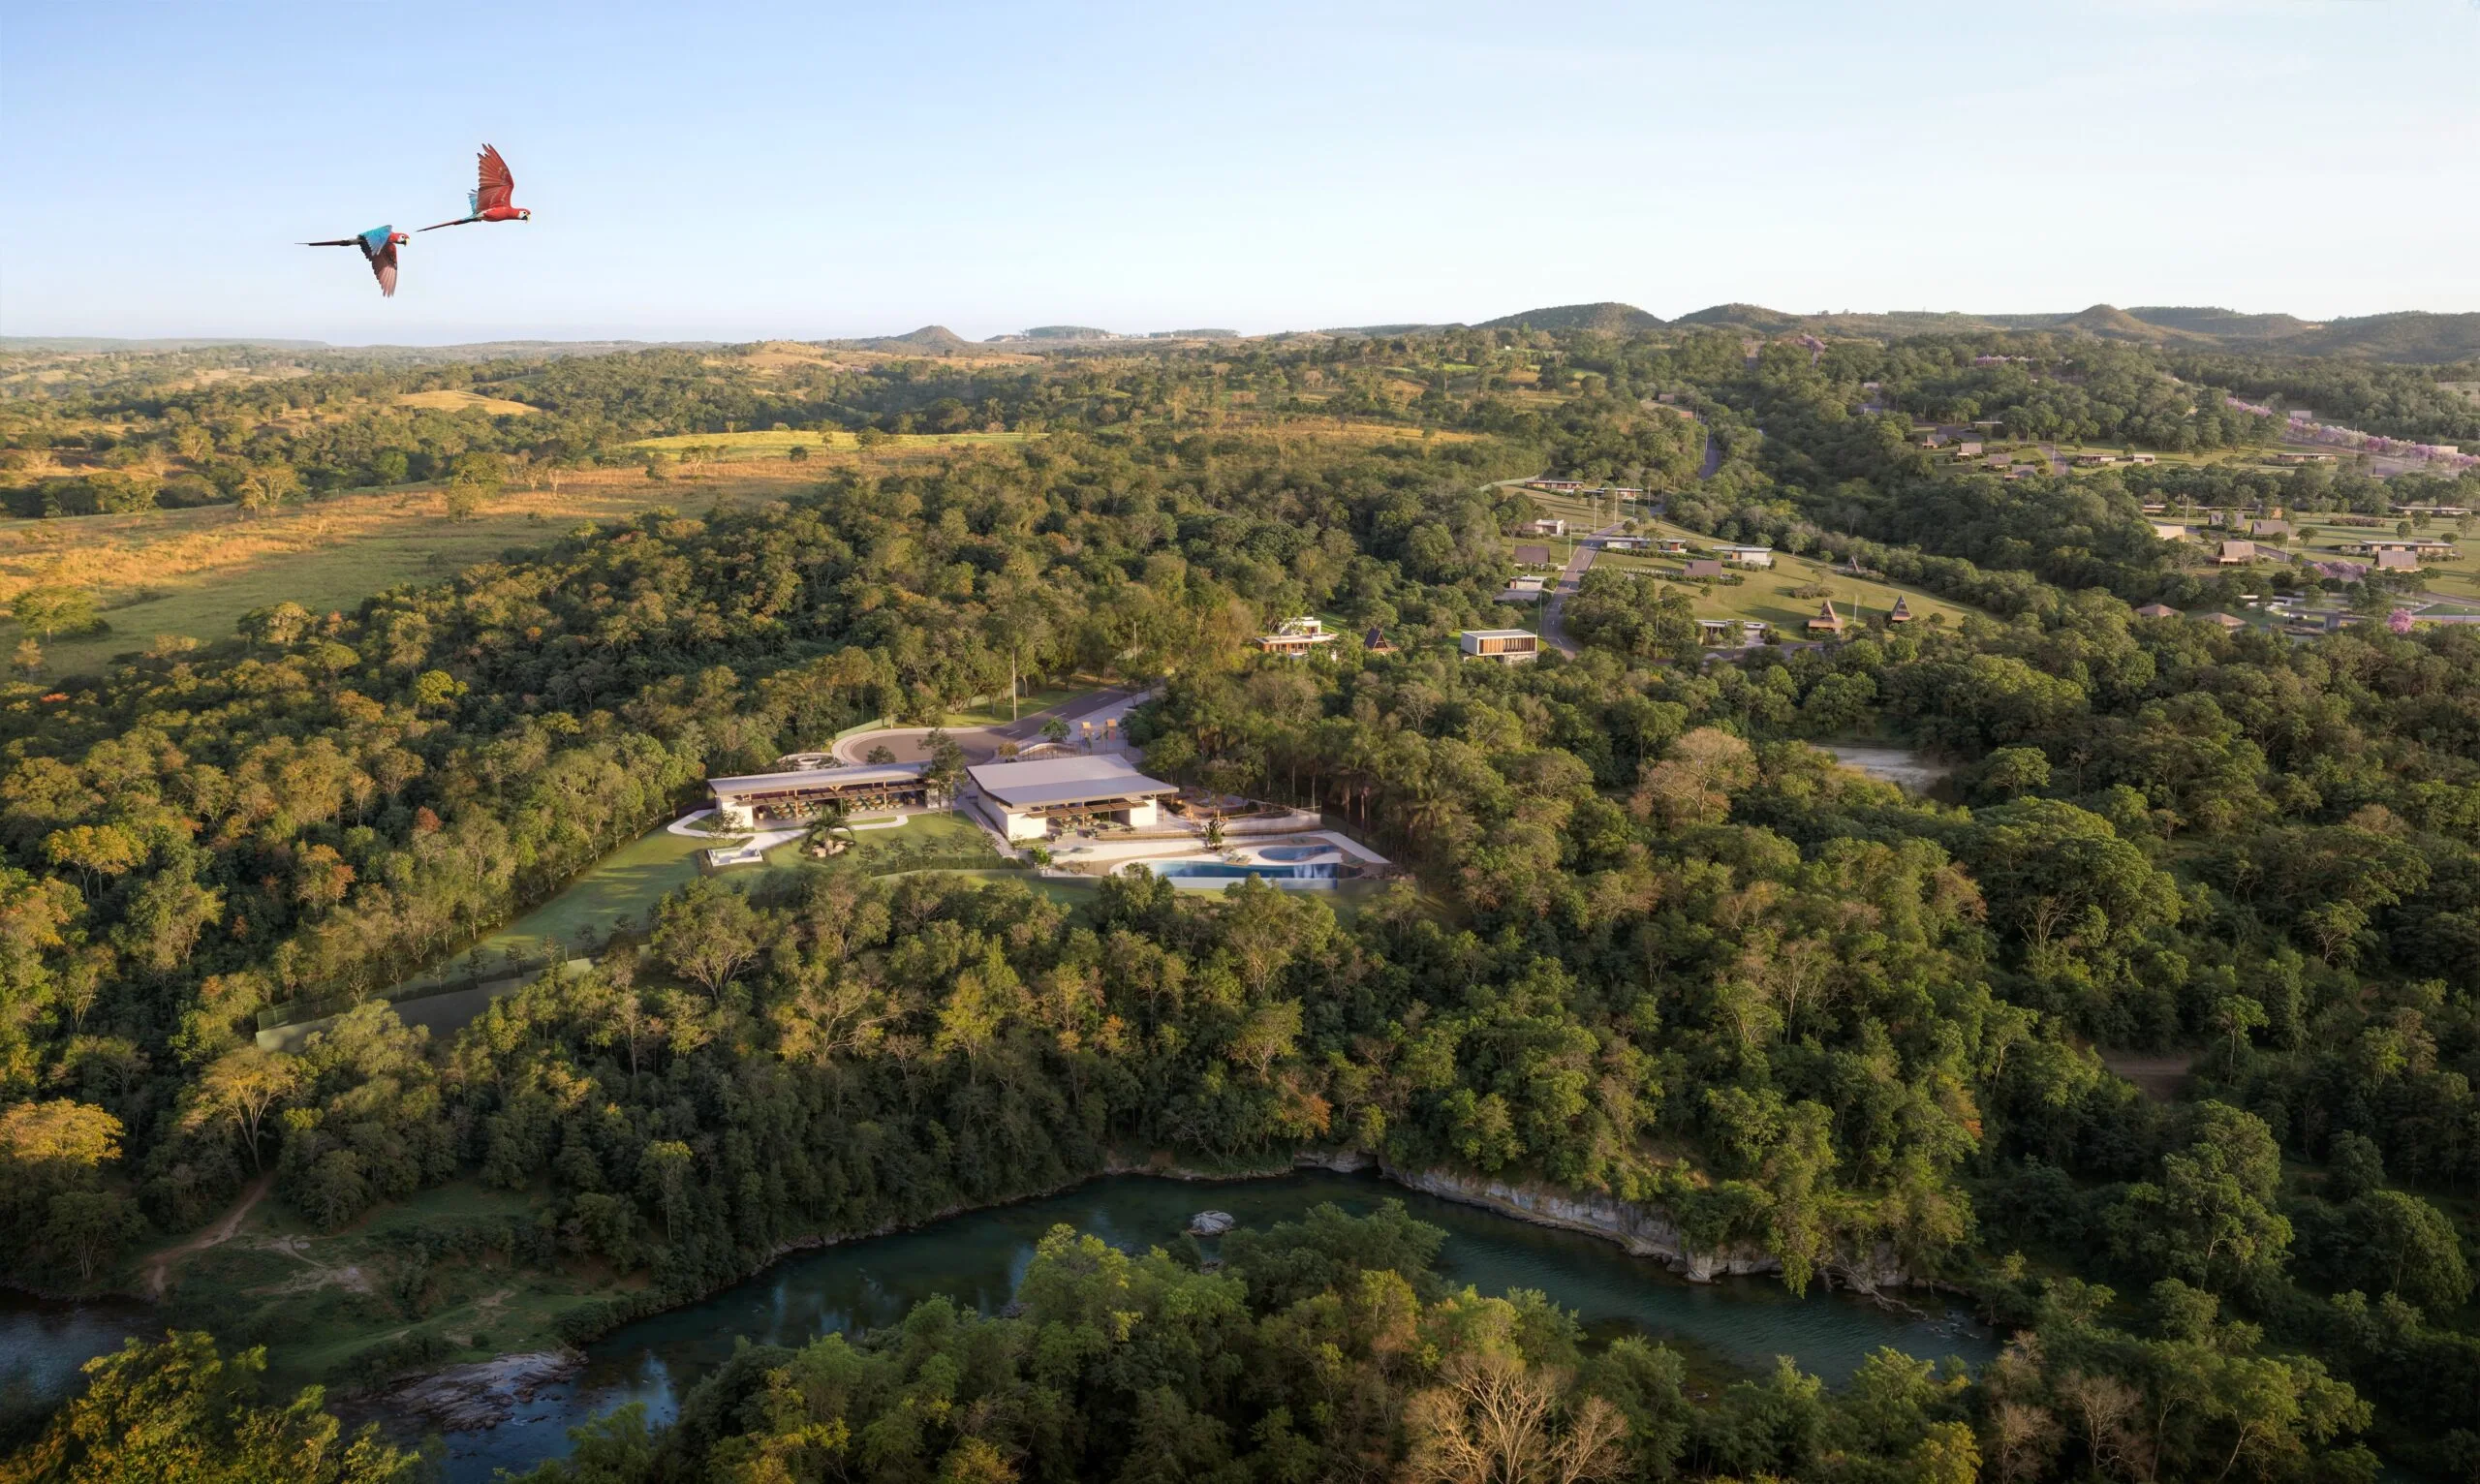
[830,688,1146,766]
[1539,523,1627,657]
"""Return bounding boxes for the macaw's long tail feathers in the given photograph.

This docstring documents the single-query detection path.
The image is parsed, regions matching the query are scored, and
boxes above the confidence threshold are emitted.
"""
[417,218,473,232]
[302,238,361,246]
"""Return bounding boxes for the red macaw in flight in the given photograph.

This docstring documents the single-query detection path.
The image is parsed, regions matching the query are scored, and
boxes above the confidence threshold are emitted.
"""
[302,226,410,296]
[420,144,533,231]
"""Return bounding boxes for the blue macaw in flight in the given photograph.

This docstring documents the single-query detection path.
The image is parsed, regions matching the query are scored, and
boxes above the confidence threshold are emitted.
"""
[302,225,410,296]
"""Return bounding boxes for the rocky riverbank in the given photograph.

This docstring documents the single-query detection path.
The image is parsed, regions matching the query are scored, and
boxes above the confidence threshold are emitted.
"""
[361,1148,1901,1422]
[1292,1151,1910,1294]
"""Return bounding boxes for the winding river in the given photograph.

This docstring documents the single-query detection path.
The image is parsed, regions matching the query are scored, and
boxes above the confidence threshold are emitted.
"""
[2,1171,1996,1481]
[431,1170,1993,1481]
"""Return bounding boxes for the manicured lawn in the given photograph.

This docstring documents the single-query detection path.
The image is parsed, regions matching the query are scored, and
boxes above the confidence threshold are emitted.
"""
[395,824,715,992]
[1580,516,1977,634]
[2280,518,2479,606]
[771,809,996,870]
[939,685,1099,727]
[395,811,1016,1000]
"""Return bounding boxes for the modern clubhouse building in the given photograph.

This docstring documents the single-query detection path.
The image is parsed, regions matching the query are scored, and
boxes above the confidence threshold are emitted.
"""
[965,755,1178,842]
[709,761,933,828]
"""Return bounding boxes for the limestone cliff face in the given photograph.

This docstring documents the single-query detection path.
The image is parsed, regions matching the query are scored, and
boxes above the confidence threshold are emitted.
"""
[1353,1160,1909,1292]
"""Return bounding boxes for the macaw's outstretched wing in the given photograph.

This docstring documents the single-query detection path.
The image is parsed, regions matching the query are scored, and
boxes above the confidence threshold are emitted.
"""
[358,226,395,259]
[371,238,399,296]
[473,143,515,212]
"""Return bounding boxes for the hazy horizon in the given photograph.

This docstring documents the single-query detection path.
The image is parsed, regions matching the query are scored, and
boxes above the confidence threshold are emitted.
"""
[11,295,2480,355]
[5,1,2476,344]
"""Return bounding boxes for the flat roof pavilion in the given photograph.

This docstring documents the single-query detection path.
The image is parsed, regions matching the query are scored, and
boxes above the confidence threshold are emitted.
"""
[966,756,1178,842]
[709,761,932,826]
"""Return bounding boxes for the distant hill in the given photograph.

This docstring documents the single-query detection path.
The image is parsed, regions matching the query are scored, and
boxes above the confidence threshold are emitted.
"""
[2052,303,2216,342]
[1322,323,1459,337]
[2124,306,2319,340]
[0,337,714,363]
[1477,301,1665,333]
[1019,325,1122,341]
[1,335,332,353]
[2277,312,2480,362]
[1639,303,2480,363]
[846,325,976,354]
[1668,303,1805,334]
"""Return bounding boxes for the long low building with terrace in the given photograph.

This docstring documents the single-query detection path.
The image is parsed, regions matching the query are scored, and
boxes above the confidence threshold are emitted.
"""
[966,755,1177,842]
[709,761,932,827]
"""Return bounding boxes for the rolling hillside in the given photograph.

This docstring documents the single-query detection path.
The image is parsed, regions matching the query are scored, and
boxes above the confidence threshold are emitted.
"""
[1650,302,2480,362]
[1476,301,1668,333]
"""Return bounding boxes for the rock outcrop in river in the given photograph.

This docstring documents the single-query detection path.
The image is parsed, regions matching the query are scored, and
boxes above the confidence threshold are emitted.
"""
[374,1349,581,1431]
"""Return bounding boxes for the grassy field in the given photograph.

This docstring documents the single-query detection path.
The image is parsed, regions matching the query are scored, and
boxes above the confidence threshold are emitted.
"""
[394,388,536,416]
[395,823,715,994]
[2278,514,2480,607]
[1651,548,1971,634]
[627,428,1038,459]
[1512,496,1976,634]
[145,1177,633,1392]
[762,809,995,871]
[0,446,988,675]
[936,684,1096,727]
[394,809,1014,997]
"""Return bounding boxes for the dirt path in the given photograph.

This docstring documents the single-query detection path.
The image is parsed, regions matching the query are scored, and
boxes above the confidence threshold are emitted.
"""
[143,1172,273,1299]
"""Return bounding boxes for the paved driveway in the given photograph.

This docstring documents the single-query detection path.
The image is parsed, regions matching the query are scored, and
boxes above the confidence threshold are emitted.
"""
[831,688,1145,765]
[1539,525,1628,656]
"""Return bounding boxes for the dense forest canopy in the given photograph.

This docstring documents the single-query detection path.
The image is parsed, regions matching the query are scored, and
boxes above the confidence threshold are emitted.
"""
[5,323,2480,1481]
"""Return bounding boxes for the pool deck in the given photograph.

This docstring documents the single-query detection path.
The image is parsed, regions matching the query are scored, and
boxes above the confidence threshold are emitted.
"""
[1049,828,1387,869]
[1048,829,1394,889]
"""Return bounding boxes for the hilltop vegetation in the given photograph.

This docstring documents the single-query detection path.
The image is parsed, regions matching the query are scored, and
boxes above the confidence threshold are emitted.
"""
[1477,301,1669,334]
[5,318,2480,1479]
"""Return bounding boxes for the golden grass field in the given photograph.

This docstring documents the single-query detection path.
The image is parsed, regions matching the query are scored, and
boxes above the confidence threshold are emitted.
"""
[627,429,1038,458]
[394,388,537,416]
[0,446,968,674]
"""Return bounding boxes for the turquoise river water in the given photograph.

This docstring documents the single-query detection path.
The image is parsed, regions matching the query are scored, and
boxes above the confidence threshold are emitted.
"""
[1,1170,1997,1482]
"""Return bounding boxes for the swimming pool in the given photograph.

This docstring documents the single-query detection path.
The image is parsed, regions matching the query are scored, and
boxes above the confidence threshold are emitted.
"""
[1256,845,1338,862]
[1146,860,1339,881]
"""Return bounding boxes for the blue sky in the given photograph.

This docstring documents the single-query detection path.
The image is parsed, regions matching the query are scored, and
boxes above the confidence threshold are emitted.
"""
[3,1,2475,343]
